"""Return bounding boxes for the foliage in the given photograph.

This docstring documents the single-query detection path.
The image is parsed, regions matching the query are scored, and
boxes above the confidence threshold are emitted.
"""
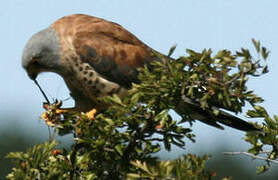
[6,40,278,179]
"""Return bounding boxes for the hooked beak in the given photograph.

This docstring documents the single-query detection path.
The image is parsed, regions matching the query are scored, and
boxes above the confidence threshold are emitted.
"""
[26,64,40,80]
[28,71,38,80]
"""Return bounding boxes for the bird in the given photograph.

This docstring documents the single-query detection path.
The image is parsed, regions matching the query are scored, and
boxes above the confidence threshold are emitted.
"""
[22,14,259,131]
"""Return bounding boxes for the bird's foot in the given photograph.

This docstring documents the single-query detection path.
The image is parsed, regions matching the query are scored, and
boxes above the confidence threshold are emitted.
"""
[85,108,97,120]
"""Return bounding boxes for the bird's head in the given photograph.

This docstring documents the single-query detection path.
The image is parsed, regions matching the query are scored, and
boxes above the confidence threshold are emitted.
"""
[22,27,62,80]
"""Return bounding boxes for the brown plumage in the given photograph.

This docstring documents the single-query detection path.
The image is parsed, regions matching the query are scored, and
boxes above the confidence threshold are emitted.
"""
[52,14,153,87]
[22,14,259,131]
[49,14,157,110]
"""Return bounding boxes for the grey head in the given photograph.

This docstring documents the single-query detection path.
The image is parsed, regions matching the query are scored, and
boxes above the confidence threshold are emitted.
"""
[22,27,62,80]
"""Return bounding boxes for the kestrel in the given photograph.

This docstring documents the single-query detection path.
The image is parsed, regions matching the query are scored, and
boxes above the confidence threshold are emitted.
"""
[22,14,258,131]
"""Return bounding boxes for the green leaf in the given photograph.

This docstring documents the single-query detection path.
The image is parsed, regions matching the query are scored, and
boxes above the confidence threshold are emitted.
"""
[213,109,220,116]
[130,92,141,103]
[252,39,260,53]
[167,44,177,57]
[127,173,142,178]
[115,144,124,156]
[257,165,270,174]
[261,47,270,60]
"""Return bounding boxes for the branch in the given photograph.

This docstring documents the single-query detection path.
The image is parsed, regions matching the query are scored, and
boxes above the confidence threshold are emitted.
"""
[145,138,164,142]
[223,151,278,164]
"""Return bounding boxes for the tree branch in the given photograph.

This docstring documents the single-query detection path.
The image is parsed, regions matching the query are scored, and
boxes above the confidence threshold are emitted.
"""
[223,151,278,164]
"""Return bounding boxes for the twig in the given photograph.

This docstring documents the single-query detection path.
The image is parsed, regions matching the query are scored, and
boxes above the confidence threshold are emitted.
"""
[259,150,272,154]
[34,79,50,104]
[225,74,240,85]
[145,138,164,142]
[223,151,278,164]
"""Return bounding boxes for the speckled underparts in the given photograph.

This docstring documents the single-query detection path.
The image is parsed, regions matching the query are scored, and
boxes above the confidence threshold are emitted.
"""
[63,52,126,105]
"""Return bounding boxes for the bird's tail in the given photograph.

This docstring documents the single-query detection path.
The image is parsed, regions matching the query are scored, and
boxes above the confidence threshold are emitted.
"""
[176,96,260,132]
[206,109,259,131]
[150,50,260,132]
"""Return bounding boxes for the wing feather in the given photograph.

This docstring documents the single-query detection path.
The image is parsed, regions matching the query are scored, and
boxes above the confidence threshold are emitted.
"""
[53,14,156,88]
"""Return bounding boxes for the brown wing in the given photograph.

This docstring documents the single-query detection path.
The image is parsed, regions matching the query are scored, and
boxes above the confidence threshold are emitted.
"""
[52,14,156,88]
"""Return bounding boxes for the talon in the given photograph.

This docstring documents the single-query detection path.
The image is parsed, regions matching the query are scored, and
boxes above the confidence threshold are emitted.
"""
[86,108,97,120]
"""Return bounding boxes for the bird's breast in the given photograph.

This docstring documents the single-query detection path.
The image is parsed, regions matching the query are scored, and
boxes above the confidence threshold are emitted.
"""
[62,56,128,109]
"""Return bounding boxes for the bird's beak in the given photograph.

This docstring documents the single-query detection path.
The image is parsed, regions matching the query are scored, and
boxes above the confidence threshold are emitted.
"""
[26,65,39,80]
[28,72,38,80]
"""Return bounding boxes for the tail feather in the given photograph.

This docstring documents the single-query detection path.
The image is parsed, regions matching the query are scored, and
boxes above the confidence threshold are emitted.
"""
[214,110,259,131]
[176,95,260,132]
